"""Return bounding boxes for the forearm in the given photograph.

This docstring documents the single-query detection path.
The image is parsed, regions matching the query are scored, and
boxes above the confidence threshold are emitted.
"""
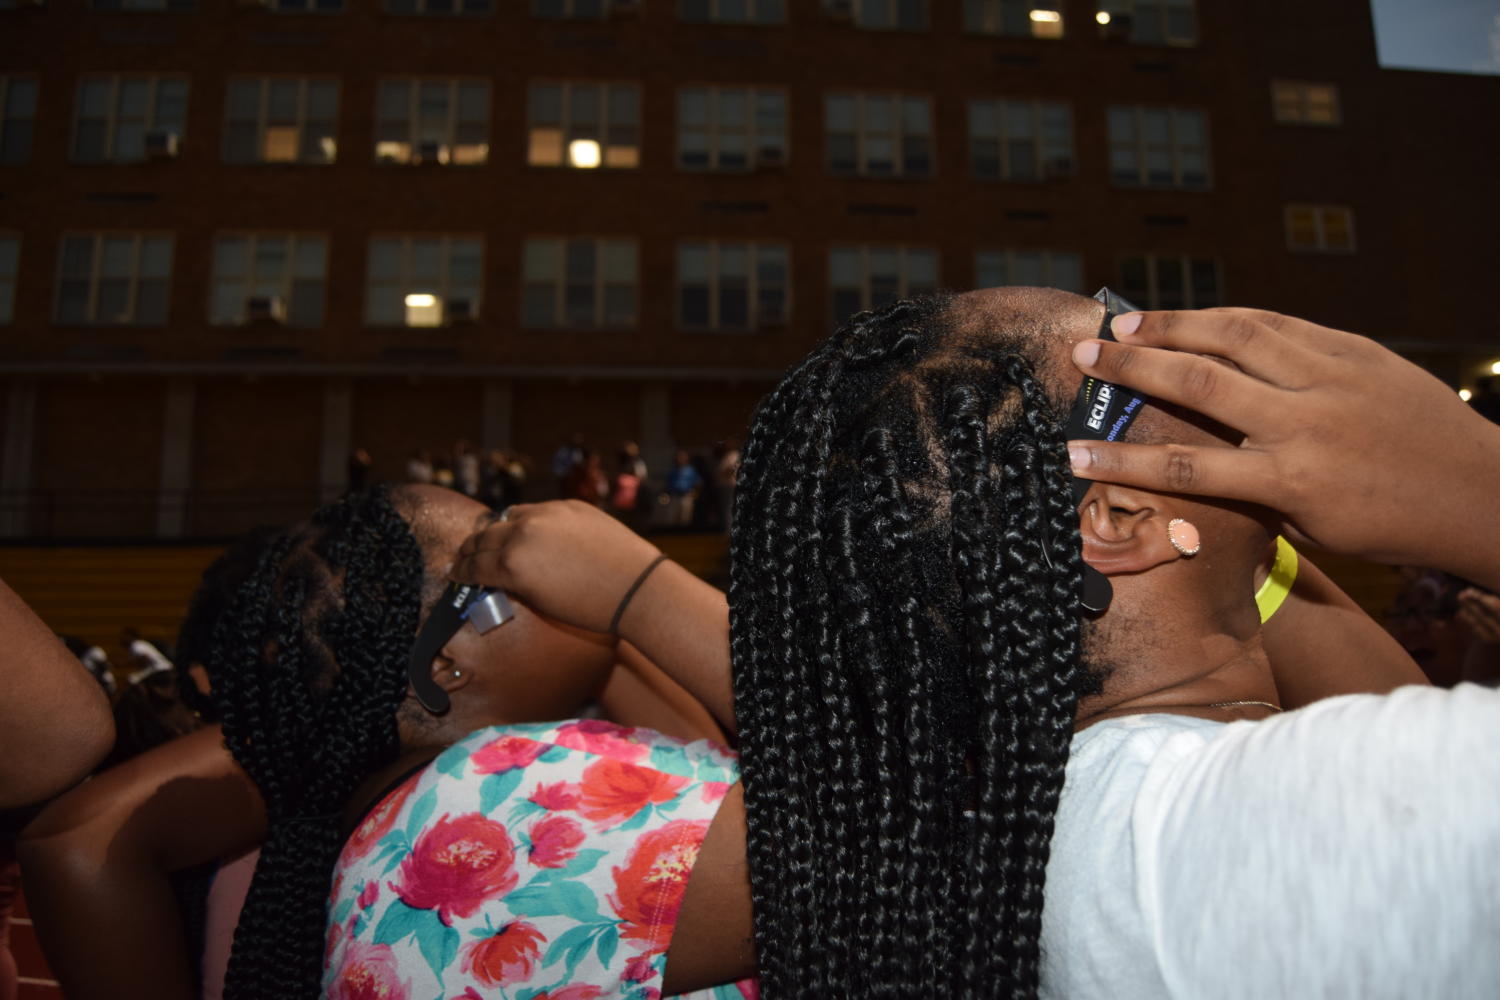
[600,641,730,745]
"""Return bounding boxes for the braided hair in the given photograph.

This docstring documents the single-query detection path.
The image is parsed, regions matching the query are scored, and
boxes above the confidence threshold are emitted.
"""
[208,485,425,1000]
[729,295,1104,998]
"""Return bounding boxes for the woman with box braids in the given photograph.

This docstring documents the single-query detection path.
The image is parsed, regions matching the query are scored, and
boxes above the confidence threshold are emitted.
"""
[729,294,1103,998]
[210,486,423,1000]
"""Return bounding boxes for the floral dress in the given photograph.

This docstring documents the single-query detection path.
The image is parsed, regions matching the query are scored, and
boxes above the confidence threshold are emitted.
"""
[322,720,756,1000]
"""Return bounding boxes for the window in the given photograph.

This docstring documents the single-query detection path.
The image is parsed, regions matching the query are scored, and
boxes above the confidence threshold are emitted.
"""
[387,0,490,13]
[89,0,194,8]
[678,242,789,331]
[1118,255,1219,310]
[968,99,1073,180]
[366,236,483,327]
[680,0,784,23]
[829,245,937,322]
[679,88,788,171]
[522,238,637,329]
[1097,0,1196,45]
[211,234,328,326]
[1285,205,1355,253]
[56,234,173,326]
[375,80,489,166]
[1272,80,1340,126]
[1107,106,1209,189]
[1,77,37,165]
[534,0,605,16]
[0,235,17,324]
[826,93,933,177]
[528,82,640,169]
[266,0,344,10]
[73,76,189,163]
[830,0,926,30]
[976,249,1082,292]
[225,78,338,164]
[964,0,1064,38]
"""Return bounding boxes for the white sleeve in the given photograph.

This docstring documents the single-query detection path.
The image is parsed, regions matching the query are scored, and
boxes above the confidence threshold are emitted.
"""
[1139,684,1500,1000]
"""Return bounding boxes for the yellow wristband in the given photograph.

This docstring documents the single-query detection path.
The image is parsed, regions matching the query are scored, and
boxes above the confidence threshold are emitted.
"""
[1256,536,1298,624]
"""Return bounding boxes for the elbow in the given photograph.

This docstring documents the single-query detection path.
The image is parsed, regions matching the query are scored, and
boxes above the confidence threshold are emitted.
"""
[0,696,115,810]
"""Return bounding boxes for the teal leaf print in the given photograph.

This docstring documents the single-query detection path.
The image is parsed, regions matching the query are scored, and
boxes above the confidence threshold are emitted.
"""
[595,924,619,969]
[405,787,438,842]
[649,744,693,776]
[415,916,461,984]
[371,898,429,947]
[556,848,608,878]
[506,877,603,923]
[697,760,734,785]
[539,745,570,765]
[479,768,524,816]
[508,798,545,825]
[614,807,652,832]
[542,923,596,968]
[330,895,355,926]
[435,745,469,778]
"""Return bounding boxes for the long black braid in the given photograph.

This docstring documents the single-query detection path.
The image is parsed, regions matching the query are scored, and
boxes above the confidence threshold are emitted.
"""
[729,296,1104,998]
[209,486,425,1000]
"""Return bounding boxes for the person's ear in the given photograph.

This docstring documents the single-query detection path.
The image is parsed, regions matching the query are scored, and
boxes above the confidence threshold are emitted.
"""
[1078,483,1184,577]
[430,649,475,696]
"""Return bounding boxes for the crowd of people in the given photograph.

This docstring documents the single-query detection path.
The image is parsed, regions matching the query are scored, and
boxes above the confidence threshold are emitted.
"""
[0,289,1497,1000]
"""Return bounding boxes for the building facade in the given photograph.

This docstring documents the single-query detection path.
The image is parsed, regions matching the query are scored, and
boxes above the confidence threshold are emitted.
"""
[2,0,1497,538]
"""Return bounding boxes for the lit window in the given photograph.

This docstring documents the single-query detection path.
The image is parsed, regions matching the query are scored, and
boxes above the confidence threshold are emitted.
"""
[386,0,491,13]
[678,242,790,331]
[680,0,785,23]
[1285,205,1355,253]
[826,92,934,178]
[55,233,174,326]
[679,88,788,171]
[1272,80,1340,126]
[365,236,484,327]
[225,78,338,165]
[1118,255,1219,310]
[375,79,489,166]
[829,245,938,323]
[1107,105,1210,189]
[0,235,17,324]
[1096,0,1196,45]
[963,1,1064,38]
[534,0,606,16]
[73,76,189,164]
[211,234,328,327]
[828,0,927,30]
[1,77,38,165]
[522,238,637,329]
[976,249,1082,292]
[969,99,1073,180]
[528,82,640,169]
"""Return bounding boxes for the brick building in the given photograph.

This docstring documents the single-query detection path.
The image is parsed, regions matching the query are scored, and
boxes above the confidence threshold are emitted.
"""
[2,0,1497,539]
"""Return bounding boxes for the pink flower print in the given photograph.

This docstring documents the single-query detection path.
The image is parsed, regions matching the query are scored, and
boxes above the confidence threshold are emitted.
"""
[472,735,546,775]
[344,776,420,862]
[535,987,605,1000]
[735,979,761,999]
[577,758,687,827]
[461,920,545,987]
[328,941,411,1000]
[530,781,581,811]
[638,989,662,1000]
[395,812,518,925]
[529,814,586,868]
[555,719,651,763]
[609,819,710,953]
[357,881,380,910]
[623,955,658,983]
[700,781,731,805]
[457,990,484,1000]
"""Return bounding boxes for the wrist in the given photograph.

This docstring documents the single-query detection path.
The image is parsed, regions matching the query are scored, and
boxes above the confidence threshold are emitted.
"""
[610,554,671,637]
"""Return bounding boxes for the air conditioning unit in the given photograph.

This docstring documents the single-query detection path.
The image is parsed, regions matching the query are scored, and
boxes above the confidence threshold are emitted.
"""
[416,140,446,164]
[446,299,477,324]
[756,147,787,169]
[824,0,854,21]
[245,296,286,324]
[145,131,180,160]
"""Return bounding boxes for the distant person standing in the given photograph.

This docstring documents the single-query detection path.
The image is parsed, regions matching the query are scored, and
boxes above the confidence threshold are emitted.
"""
[563,448,609,507]
[665,448,702,527]
[551,432,585,498]
[610,441,648,521]
[454,440,481,498]
[404,449,434,485]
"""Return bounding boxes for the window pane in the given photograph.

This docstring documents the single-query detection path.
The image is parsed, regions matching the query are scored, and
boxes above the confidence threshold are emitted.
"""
[101,238,135,278]
[295,239,326,278]
[907,250,937,288]
[523,240,558,281]
[61,238,95,277]
[369,240,402,280]
[135,279,169,325]
[830,249,860,286]
[601,242,635,281]
[679,244,710,283]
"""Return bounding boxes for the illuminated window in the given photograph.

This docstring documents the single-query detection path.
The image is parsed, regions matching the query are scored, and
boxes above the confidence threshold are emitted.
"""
[680,0,784,23]
[976,249,1082,292]
[225,78,337,165]
[534,0,605,16]
[1107,105,1209,189]
[522,238,637,329]
[678,242,790,331]
[828,0,926,29]
[375,79,489,166]
[1285,205,1355,253]
[73,76,189,163]
[1096,0,1196,45]
[826,92,933,178]
[365,236,483,327]
[964,1,1064,38]
[1,77,38,165]
[1118,255,1219,310]
[0,235,17,324]
[829,245,938,323]
[211,234,327,327]
[527,82,640,169]
[678,88,788,171]
[1272,80,1340,126]
[969,99,1073,180]
[386,0,490,13]
[55,234,173,326]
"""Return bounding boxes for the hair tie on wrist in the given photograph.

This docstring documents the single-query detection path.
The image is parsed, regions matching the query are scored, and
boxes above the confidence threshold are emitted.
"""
[1256,535,1298,624]
[610,554,669,636]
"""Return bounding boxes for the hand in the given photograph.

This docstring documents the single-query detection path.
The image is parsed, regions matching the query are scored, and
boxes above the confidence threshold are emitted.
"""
[1457,588,1500,644]
[1067,307,1500,590]
[449,500,662,635]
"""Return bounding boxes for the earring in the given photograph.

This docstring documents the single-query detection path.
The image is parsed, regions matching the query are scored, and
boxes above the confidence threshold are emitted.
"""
[451,669,462,679]
[1168,518,1201,557]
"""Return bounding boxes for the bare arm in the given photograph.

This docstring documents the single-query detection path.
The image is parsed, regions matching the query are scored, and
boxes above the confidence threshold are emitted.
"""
[17,725,266,1000]
[600,640,730,746]
[0,577,114,808]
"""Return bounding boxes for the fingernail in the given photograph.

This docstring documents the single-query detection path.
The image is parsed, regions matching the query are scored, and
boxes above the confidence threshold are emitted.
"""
[1073,340,1101,367]
[1068,443,1091,471]
[1111,313,1143,336]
